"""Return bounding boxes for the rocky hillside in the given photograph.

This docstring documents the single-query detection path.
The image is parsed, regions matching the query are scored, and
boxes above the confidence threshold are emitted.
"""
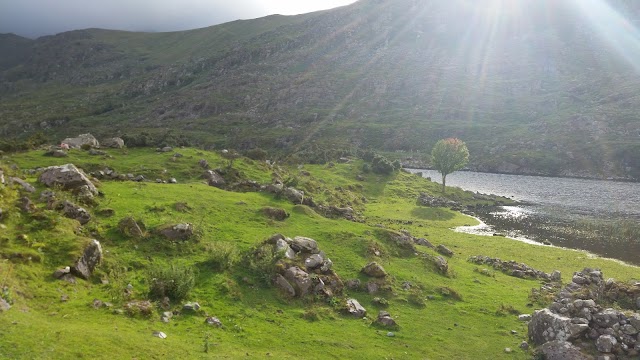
[1,0,640,179]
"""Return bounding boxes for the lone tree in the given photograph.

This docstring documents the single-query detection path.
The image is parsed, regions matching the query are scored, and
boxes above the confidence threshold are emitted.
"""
[431,138,469,193]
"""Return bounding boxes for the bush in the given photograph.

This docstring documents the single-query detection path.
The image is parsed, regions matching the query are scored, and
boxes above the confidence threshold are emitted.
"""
[147,264,196,301]
[371,154,395,175]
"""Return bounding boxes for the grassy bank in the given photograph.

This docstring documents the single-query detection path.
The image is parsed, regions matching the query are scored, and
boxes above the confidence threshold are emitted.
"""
[0,147,638,359]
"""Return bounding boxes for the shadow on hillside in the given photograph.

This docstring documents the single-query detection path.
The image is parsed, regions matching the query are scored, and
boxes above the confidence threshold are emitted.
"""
[410,207,455,221]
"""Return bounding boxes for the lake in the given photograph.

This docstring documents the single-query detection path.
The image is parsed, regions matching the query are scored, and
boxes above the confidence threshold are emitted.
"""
[408,169,640,265]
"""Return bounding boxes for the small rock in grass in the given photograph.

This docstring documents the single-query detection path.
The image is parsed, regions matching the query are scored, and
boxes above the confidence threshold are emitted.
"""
[386,332,395,337]
[153,331,167,339]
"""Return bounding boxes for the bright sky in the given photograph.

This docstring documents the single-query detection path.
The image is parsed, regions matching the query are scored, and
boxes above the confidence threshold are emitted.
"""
[0,0,359,39]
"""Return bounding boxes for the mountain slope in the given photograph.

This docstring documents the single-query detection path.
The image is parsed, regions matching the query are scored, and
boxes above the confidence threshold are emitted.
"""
[1,0,640,179]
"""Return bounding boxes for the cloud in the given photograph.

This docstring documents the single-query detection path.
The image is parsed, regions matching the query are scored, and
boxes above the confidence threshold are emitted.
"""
[0,0,357,39]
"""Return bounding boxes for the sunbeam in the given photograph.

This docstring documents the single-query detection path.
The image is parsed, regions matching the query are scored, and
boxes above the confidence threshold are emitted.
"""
[568,0,640,73]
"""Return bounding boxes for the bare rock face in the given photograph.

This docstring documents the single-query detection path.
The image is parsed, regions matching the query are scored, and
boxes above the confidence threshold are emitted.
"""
[101,137,124,148]
[38,164,98,196]
[61,133,99,149]
[71,239,103,280]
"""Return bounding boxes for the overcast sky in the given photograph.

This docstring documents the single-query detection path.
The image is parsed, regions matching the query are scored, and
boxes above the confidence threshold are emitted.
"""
[0,0,358,39]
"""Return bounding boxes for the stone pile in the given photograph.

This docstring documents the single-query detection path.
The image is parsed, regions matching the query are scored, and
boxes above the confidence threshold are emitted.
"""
[468,255,560,281]
[528,268,640,359]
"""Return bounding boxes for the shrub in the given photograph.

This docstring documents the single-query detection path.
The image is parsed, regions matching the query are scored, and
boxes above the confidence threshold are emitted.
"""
[147,264,196,301]
[371,154,395,175]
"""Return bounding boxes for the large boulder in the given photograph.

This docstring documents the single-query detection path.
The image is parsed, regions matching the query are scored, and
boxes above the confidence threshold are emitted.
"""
[283,266,311,297]
[538,341,594,360]
[274,274,296,298]
[101,137,125,148]
[71,239,103,280]
[284,187,304,204]
[61,133,99,149]
[361,262,387,278]
[529,309,589,345]
[38,164,98,196]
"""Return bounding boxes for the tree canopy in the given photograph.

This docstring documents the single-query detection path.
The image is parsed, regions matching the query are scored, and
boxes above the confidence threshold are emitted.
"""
[431,138,469,193]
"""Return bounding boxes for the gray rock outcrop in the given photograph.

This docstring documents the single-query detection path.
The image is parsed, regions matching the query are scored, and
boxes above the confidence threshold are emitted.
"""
[283,266,312,297]
[39,164,98,196]
[361,262,387,278]
[539,341,594,360]
[61,133,99,149]
[346,298,366,318]
[158,223,194,241]
[62,201,91,225]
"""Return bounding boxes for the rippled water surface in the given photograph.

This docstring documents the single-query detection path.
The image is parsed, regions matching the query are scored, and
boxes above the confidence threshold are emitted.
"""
[409,169,640,265]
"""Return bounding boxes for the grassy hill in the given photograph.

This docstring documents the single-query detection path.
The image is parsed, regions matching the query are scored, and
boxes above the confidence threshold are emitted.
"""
[0,146,638,359]
[1,0,640,179]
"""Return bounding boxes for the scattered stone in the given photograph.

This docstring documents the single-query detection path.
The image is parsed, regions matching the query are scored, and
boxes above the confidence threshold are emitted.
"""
[160,146,173,152]
[361,262,387,278]
[70,239,103,280]
[520,341,529,350]
[413,237,435,248]
[160,311,172,323]
[205,316,223,327]
[436,244,454,257]
[183,302,201,311]
[168,178,177,184]
[62,201,91,225]
[345,279,361,290]
[198,159,209,168]
[376,311,398,328]
[366,281,379,294]
[387,332,395,337]
[519,314,532,322]
[53,266,71,279]
[417,193,461,208]
[468,255,553,280]
[39,164,98,196]
[504,348,512,353]
[346,298,366,318]
[10,177,35,193]
[118,216,145,238]
[152,331,167,339]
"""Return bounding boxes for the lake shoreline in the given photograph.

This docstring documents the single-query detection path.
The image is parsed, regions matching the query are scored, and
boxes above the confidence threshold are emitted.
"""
[407,167,639,183]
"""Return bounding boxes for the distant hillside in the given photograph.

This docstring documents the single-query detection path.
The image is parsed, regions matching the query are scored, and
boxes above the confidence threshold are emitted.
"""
[1,0,640,179]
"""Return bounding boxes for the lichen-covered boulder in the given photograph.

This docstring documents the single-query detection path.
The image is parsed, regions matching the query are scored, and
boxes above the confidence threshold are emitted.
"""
[262,207,289,221]
[538,341,594,360]
[71,239,103,280]
[118,216,145,238]
[346,298,366,318]
[62,201,91,225]
[288,236,318,253]
[39,164,98,196]
[61,133,99,149]
[204,170,226,188]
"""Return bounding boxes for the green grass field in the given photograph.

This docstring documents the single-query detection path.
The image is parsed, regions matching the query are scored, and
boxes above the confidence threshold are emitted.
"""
[0,147,638,359]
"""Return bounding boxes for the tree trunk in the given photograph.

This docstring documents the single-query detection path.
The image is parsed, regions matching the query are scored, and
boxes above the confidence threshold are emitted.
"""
[442,174,447,193]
